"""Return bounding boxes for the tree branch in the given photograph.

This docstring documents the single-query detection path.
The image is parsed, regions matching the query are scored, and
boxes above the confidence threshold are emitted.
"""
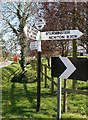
[2,17,18,36]
[79,43,87,50]
[16,3,22,20]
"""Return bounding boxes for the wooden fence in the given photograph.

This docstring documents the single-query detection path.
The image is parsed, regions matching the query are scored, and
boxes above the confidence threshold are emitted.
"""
[41,63,88,113]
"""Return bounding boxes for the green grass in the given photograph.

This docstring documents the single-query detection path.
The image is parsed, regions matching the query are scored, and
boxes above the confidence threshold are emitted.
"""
[2,62,22,83]
[2,82,87,119]
[1,59,88,119]
[2,81,56,118]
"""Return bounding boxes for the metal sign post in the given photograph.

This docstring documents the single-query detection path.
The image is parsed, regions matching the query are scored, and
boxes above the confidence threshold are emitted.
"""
[37,34,41,112]
[57,78,61,119]
[51,56,88,119]
[24,18,45,112]
[35,18,45,112]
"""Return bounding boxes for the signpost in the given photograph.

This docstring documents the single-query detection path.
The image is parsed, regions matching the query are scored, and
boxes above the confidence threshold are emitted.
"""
[41,30,83,40]
[37,36,41,112]
[35,17,46,31]
[24,24,40,40]
[24,22,43,112]
[24,18,84,118]
[51,57,88,81]
[24,26,83,41]
[51,56,88,119]
[57,78,61,119]
[30,41,38,50]
[35,18,45,112]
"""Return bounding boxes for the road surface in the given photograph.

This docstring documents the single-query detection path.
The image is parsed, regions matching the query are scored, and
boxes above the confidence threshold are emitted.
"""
[0,60,13,68]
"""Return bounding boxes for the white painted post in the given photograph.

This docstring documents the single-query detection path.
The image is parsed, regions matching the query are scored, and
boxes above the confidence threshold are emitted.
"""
[57,78,61,119]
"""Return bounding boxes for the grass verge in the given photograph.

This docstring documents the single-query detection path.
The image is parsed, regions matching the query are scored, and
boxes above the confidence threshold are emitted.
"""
[1,60,88,119]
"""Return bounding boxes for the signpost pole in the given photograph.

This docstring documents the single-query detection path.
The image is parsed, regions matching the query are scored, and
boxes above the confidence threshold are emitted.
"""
[37,32,41,112]
[57,78,61,119]
[35,18,45,112]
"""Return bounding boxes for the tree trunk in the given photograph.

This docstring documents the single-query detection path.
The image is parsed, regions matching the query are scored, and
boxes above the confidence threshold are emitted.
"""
[19,29,26,72]
[20,46,25,71]
[72,2,77,90]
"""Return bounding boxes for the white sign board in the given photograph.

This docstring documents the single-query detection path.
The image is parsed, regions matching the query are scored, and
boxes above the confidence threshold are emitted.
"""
[24,25,40,40]
[41,30,83,40]
[30,41,41,51]
[30,41,38,50]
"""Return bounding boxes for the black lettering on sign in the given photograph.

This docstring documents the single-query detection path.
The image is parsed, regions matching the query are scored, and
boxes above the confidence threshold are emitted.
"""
[27,29,30,33]
[32,32,37,36]
[49,36,53,39]
[53,32,59,34]
[46,31,71,35]
[31,28,38,33]
[28,26,30,29]
[54,36,56,39]
[70,35,77,39]
[64,31,70,34]
[61,36,65,39]
[46,32,51,35]
[66,35,70,39]
[49,35,65,39]
[27,32,28,36]
[31,35,36,39]
[58,36,61,38]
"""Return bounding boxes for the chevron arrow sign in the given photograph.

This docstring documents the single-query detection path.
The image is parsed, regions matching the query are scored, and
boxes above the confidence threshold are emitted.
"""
[51,57,88,81]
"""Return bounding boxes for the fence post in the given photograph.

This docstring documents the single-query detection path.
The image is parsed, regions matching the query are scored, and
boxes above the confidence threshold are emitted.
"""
[63,79,68,113]
[45,66,47,88]
[51,76,54,94]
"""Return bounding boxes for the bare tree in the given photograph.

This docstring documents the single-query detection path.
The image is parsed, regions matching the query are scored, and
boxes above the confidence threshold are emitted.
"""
[1,1,38,71]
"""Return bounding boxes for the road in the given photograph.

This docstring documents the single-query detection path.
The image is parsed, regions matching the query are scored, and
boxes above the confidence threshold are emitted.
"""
[0,60,13,68]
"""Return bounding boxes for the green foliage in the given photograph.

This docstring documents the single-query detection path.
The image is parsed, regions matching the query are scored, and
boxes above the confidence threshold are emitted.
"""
[2,82,87,119]
[2,62,22,83]
[2,61,37,83]
[68,94,87,115]
[29,59,37,71]
[1,58,87,119]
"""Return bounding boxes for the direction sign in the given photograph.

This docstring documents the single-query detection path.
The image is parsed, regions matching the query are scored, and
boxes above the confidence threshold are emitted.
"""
[41,30,83,40]
[51,57,88,81]
[24,24,40,40]
[30,41,38,50]
[35,18,46,30]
